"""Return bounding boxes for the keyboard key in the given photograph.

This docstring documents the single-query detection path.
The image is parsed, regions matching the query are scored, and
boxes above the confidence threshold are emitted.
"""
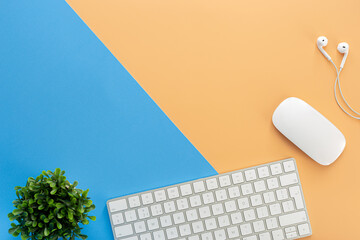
[140,233,151,240]
[230,212,243,224]
[282,200,295,212]
[163,201,176,213]
[285,226,296,233]
[253,220,265,232]
[150,204,163,216]
[243,236,257,240]
[193,181,206,193]
[279,211,307,227]
[298,223,311,235]
[214,229,226,240]
[206,178,219,190]
[256,206,269,218]
[286,232,298,238]
[259,232,271,240]
[202,192,215,204]
[147,218,159,230]
[270,163,283,175]
[125,209,137,222]
[180,184,192,196]
[218,215,230,227]
[179,224,191,236]
[241,183,254,195]
[115,224,133,238]
[134,221,146,233]
[219,175,231,187]
[263,191,276,203]
[267,178,279,189]
[141,193,154,205]
[240,223,252,235]
[245,169,257,181]
[224,200,236,212]
[283,160,295,172]
[272,229,285,240]
[266,217,278,229]
[250,194,263,206]
[289,186,304,209]
[192,221,205,233]
[199,206,211,218]
[205,218,217,230]
[244,209,256,221]
[269,203,282,215]
[122,237,138,240]
[154,190,167,202]
[231,172,244,184]
[227,186,241,198]
[257,166,270,178]
[160,215,172,227]
[212,203,224,215]
[280,173,298,186]
[276,189,289,200]
[254,180,266,192]
[237,197,250,209]
[109,199,127,212]
[188,236,200,240]
[167,187,179,199]
[215,189,227,201]
[186,209,198,221]
[137,207,150,219]
[128,196,140,208]
[189,195,202,207]
[153,230,165,240]
[111,212,124,225]
[176,198,189,210]
[173,212,185,224]
[166,227,178,239]
[201,232,213,240]
[227,226,240,238]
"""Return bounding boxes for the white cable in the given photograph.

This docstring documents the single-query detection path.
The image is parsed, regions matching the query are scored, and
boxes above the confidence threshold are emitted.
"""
[330,60,360,119]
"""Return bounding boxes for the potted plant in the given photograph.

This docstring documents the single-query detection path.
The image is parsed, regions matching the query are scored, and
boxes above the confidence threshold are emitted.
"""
[8,168,96,240]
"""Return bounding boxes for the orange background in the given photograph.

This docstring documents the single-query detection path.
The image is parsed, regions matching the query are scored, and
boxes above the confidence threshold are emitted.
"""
[66,0,360,239]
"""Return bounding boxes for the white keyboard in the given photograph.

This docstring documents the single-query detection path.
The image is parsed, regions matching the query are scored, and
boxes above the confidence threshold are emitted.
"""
[107,158,312,240]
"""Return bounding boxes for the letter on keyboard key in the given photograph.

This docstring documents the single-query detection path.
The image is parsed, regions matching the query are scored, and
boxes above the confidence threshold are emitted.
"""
[280,173,298,186]
[109,199,127,212]
[279,211,307,226]
[115,224,133,238]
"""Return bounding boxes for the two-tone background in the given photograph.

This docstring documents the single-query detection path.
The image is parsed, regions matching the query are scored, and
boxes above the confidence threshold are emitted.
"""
[1,0,360,239]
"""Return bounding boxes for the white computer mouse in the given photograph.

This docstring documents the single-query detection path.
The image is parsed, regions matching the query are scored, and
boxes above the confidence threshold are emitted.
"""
[272,97,346,166]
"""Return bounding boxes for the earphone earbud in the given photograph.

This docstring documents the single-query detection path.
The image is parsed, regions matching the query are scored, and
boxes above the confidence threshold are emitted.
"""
[317,36,359,119]
[337,42,349,69]
[317,36,331,61]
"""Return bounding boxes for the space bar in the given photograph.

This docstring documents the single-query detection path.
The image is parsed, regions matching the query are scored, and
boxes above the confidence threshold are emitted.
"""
[279,211,307,227]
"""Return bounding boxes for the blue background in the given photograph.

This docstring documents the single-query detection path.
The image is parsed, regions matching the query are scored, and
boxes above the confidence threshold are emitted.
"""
[0,0,216,239]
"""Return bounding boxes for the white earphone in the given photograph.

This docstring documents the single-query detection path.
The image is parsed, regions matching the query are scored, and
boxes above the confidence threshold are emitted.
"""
[317,36,359,119]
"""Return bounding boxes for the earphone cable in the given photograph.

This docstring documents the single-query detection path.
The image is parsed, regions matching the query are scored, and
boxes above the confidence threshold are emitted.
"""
[330,60,360,119]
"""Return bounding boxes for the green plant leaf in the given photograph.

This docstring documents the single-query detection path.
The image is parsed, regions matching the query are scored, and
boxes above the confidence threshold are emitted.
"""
[12,209,23,215]
[88,216,96,221]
